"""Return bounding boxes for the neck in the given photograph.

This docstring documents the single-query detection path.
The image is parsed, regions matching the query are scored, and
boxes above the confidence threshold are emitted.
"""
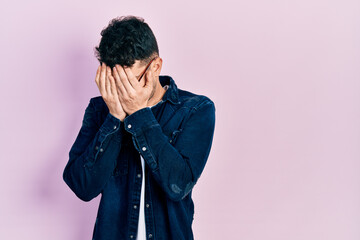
[148,81,167,107]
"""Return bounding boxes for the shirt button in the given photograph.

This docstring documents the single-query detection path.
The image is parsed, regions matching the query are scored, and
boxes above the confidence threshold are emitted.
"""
[169,139,172,143]
[95,146,99,150]
[142,147,147,151]
[137,174,141,178]
[130,235,133,239]
[133,205,137,209]
[148,233,153,238]
[146,203,149,208]
[127,124,132,129]
[99,148,103,152]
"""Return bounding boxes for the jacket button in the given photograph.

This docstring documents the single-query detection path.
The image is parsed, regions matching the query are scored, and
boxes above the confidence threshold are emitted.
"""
[137,174,141,178]
[99,148,103,152]
[146,203,149,208]
[142,147,147,151]
[95,146,99,150]
[113,125,117,129]
[130,235,133,239]
[127,124,132,129]
[148,233,153,238]
[133,205,137,209]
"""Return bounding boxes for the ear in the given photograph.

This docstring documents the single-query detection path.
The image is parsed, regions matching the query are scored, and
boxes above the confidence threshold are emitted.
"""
[152,57,162,77]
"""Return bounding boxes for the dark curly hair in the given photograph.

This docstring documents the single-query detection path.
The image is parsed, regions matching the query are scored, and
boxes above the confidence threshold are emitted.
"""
[94,15,159,69]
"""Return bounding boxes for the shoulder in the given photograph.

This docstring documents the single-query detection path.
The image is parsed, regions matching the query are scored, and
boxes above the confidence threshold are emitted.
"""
[177,88,215,111]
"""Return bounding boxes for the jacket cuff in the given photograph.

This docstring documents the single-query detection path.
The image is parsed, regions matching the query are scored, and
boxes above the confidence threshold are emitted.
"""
[99,112,124,142]
[123,107,158,136]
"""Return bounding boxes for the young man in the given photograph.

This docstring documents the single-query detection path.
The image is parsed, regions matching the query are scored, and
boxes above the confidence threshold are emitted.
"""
[63,15,216,240]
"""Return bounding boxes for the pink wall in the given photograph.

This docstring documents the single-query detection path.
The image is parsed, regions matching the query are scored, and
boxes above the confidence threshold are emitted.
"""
[1,0,359,239]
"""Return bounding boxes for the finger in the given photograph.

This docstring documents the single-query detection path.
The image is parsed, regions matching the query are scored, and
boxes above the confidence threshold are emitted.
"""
[100,62,106,94]
[113,66,127,98]
[106,66,113,94]
[108,74,117,97]
[116,86,121,98]
[95,65,101,88]
[105,66,112,93]
[114,75,122,97]
[116,65,135,94]
[123,67,137,90]
[106,76,112,96]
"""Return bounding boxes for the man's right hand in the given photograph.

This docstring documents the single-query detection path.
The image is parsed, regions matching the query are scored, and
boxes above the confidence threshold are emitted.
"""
[95,62,127,122]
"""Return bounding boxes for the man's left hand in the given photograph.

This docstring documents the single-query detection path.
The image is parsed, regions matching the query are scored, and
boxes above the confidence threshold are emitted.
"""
[112,64,153,116]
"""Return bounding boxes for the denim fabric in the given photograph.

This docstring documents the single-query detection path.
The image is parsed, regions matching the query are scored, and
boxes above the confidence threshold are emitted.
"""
[63,75,216,240]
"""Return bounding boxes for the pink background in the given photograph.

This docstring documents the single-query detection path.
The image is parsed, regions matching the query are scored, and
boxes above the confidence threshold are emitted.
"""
[1,0,359,239]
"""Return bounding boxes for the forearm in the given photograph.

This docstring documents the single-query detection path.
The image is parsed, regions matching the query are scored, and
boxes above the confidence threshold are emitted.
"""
[130,119,194,201]
[124,102,215,202]
[63,111,124,201]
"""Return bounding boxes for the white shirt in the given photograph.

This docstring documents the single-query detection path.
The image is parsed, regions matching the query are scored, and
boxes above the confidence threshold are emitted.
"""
[136,155,146,240]
[136,84,169,240]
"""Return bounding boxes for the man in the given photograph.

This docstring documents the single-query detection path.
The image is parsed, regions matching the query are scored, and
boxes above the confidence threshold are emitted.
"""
[63,15,216,240]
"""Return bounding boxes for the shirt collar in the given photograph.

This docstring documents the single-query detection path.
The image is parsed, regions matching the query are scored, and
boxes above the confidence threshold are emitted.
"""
[159,75,181,105]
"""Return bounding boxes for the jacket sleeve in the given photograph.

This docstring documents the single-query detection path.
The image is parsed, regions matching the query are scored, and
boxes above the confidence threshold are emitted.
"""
[123,99,216,202]
[63,98,125,202]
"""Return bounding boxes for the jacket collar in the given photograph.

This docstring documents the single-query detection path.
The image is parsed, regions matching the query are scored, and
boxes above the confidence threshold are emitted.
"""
[159,75,181,105]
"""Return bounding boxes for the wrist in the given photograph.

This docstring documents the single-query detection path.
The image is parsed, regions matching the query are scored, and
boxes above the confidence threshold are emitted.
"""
[129,106,147,116]
[110,111,126,122]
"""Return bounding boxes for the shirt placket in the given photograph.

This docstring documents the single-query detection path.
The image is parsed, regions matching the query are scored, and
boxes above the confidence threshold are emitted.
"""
[144,163,155,239]
[128,153,143,239]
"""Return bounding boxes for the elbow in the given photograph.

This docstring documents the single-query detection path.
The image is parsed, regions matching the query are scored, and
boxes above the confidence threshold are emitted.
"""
[74,192,96,202]
[62,169,96,202]
[167,181,196,202]
[167,191,185,202]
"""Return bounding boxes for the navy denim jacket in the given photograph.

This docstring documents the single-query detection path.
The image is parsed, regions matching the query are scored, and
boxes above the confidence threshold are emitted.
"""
[63,75,216,240]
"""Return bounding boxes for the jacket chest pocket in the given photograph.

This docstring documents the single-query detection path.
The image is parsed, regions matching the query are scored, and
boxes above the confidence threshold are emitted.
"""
[112,142,130,176]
